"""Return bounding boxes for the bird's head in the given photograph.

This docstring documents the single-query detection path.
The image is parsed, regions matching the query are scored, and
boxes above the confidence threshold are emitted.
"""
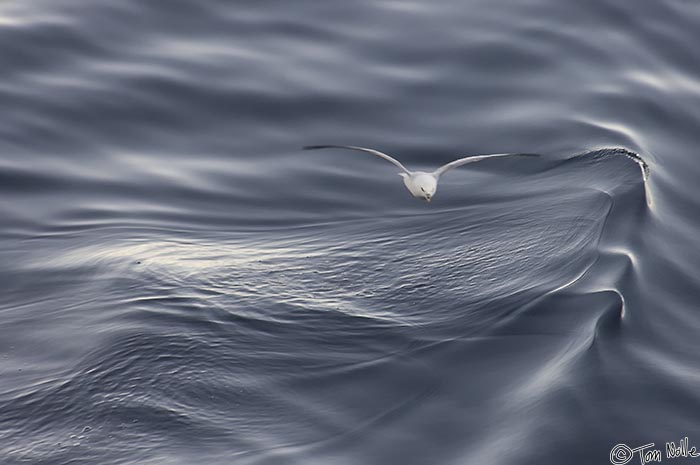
[414,174,437,202]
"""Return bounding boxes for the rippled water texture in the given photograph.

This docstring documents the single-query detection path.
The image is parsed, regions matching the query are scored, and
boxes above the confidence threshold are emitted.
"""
[2,1,700,464]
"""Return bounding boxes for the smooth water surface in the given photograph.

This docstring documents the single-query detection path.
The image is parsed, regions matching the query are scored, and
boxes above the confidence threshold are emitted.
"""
[2,1,700,464]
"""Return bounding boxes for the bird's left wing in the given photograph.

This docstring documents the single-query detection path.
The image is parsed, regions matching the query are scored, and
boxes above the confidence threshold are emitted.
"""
[303,145,411,174]
[432,153,537,177]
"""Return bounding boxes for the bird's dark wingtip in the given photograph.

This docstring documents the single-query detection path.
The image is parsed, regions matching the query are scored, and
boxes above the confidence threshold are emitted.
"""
[303,145,327,150]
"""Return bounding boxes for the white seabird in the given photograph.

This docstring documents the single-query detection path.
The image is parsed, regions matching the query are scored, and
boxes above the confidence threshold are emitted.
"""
[304,145,534,202]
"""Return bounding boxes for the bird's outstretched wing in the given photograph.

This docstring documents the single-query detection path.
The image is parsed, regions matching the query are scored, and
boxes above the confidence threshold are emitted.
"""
[432,153,537,177]
[304,145,411,174]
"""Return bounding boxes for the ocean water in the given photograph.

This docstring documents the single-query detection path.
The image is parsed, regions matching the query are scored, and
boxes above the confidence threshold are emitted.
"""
[1,0,700,464]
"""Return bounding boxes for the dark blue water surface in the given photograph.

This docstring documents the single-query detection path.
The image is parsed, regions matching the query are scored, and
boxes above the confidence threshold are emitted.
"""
[2,1,700,464]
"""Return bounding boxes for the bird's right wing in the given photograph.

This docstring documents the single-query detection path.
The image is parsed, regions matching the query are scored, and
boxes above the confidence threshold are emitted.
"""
[433,152,537,177]
[303,145,411,174]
